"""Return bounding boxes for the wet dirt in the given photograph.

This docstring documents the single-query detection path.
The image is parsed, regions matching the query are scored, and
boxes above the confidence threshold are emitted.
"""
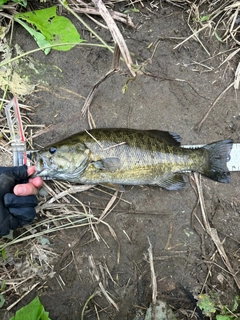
[2,1,240,319]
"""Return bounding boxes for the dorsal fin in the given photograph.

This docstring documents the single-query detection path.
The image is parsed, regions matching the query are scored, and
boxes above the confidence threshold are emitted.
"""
[147,130,182,146]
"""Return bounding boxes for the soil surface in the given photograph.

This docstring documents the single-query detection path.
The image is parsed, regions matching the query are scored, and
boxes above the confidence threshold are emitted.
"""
[1,1,240,319]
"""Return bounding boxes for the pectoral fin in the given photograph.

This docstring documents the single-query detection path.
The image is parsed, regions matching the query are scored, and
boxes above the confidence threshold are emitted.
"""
[158,174,186,191]
[92,157,121,172]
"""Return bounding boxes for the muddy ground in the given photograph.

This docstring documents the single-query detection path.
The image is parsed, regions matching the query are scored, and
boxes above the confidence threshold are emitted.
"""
[1,1,240,319]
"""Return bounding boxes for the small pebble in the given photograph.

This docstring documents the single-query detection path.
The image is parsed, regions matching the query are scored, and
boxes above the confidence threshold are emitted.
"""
[38,187,49,197]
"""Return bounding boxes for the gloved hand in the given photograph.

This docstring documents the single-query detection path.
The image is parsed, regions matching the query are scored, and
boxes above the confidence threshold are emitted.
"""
[0,166,39,236]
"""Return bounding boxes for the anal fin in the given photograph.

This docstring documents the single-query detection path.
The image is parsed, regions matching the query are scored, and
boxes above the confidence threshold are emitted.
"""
[158,174,186,191]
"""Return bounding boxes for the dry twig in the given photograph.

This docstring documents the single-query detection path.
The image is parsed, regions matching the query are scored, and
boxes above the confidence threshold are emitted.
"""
[148,237,157,310]
[195,82,234,131]
[69,0,135,27]
[88,255,119,310]
[193,172,240,290]
[92,0,135,77]
[81,44,121,119]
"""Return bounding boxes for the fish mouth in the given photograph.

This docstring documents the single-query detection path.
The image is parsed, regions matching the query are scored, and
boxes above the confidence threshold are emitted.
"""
[28,151,54,178]
[28,151,81,181]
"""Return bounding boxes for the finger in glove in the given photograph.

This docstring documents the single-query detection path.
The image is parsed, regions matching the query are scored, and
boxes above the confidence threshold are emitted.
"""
[6,207,36,226]
[3,194,38,227]
[0,166,28,184]
[4,194,38,208]
[0,173,17,197]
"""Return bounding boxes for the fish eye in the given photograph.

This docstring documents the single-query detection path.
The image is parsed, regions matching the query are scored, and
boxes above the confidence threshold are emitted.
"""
[49,146,57,154]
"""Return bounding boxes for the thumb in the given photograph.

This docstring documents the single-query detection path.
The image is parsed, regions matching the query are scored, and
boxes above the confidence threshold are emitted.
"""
[14,183,38,196]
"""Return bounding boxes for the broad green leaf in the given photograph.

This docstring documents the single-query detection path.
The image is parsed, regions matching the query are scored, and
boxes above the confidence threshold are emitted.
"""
[15,6,82,52]
[15,18,51,55]
[10,296,50,320]
[216,316,233,320]
[0,0,8,4]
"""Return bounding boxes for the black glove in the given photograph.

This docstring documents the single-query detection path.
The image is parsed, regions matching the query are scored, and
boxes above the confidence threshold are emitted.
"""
[0,166,38,236]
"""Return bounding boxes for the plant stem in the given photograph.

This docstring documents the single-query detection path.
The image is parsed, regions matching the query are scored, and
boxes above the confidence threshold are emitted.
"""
[81,291,99,320]
[0,42,114,68]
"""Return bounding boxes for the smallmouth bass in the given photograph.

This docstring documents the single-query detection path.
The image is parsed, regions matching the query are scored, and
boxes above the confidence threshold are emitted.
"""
[30,129,233,190]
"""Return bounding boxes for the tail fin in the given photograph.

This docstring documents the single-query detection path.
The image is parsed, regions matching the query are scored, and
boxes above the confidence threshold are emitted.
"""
[202,139,233,183]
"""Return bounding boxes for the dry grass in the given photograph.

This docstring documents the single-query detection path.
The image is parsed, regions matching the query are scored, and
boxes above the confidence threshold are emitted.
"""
[132,0,240,52]
[167,0,240,128]
[72,0,240,126]
[0,175,122,309]
[0,101,123,308]
[0,0,240,316]
[0,92,123,311]
[192,172,240,296]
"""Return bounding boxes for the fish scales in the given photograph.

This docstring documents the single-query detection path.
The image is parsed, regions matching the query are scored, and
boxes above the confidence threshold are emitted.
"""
[31,129,233,190]
[80,130,204,183]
